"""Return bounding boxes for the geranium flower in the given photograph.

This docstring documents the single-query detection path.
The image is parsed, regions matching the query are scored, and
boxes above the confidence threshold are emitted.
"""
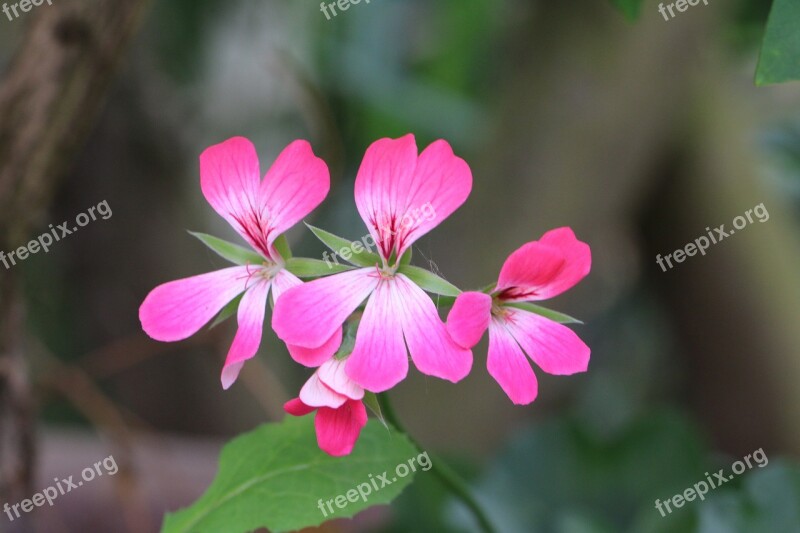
[284,358,367,456]
[139,137,341,389]
[272,134,473,392]
[446,228,591,404]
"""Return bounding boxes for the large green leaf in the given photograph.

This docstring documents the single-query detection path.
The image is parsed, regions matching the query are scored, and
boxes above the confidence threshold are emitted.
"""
[306,224,381,267]
[189,232,263,265]
[162,417,419,533]
[609,0,645,21]
[756,0,800,85]
[397,265,461,297]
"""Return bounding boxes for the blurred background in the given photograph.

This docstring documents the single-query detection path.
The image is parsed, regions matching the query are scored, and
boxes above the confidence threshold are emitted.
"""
[1,0,800,531]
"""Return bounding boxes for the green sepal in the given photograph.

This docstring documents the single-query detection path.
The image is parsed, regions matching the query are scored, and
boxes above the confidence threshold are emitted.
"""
[285,257,354,278]
[305,224,381,267]
[397,264,461,297]
[189,231,263,265]
[506,301,583,324]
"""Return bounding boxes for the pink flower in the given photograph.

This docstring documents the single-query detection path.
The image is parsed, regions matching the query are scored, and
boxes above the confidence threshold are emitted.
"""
[272,134,473,392]
[284,358,367,456]
[139,137,341,389]
[446,228,591,405]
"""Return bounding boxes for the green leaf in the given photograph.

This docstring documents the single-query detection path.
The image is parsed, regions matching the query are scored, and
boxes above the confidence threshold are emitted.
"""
[273,234,292,260]
[285,258,354,278]
[208,294,243,329]
[756,0,800,85]
[306,224,381,267]
[609,0,645,21]
[397,265,461,297]
[162,417,419,533]
[189,232,263,265]
[506,302,583,324]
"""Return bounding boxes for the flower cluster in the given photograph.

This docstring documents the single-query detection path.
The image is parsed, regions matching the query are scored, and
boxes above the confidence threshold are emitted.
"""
[139,134,591,456]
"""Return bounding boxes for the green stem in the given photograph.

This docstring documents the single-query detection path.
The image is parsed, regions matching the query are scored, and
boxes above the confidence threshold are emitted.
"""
[377,393,497,533]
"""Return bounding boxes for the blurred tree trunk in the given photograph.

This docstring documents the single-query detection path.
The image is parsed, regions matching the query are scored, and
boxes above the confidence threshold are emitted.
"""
[0,0,151,521]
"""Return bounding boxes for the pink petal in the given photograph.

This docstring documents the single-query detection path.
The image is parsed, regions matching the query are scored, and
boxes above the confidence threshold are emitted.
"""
[496,227,591,302]
[270,269,302,302]
[395,275,472,383]
[395,140,473,257]
[318,358,364,400]
[284,398,315,417]
[354,135,418,260]
[345,280,408,392]
[538,227,592,296]
[315,400,368,457]
[354,136,472,259]
[199,137,270,257]
[503,307,590,376]
[272,269,345,367]
[446,291,492,348]
[299,372,347,409]
[287,328,343,368]
[272,268,379,349]
[139,266,251,342]
[259,140,330,251]
[487,321,539,405]
[221,279,272,390]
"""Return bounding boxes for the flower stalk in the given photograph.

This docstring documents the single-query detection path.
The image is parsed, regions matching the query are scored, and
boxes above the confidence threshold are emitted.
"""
[376,393,497,533]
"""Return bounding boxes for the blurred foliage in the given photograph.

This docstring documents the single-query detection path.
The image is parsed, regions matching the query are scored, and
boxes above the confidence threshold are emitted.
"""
[312,0,499,153]
[152,0,226,82]
[728,0,773,53]
[761,123,800,217]
[698,461,800,532]
[385,455,480,533]
[384,410,800,533]
[453,410,707,533]
[609,0,646,21]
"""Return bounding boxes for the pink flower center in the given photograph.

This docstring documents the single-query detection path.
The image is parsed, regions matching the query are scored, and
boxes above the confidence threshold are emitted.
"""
[368,213,413,266]
[495,286,538,301]
[243,261,281,289]
[369,264,396,280]
[232,206,274,259]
